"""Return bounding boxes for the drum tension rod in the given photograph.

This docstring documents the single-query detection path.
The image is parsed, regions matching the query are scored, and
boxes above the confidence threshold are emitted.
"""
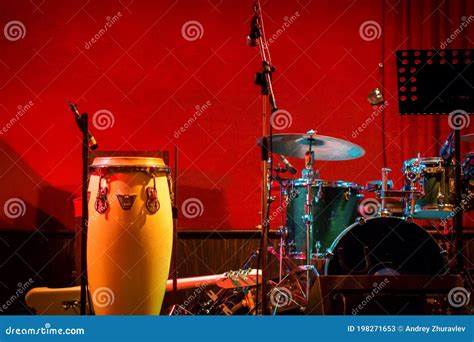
[95,175,109,214]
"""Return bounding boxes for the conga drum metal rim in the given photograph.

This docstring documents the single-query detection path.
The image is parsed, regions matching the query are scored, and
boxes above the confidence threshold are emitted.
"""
[90,156,170,174]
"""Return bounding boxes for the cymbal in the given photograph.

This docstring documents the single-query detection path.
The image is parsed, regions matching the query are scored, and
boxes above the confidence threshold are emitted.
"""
[461,133,474,143]
[258,133,365,160]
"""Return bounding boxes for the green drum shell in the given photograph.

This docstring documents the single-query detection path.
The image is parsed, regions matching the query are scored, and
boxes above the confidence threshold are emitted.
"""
[285,180,362,258]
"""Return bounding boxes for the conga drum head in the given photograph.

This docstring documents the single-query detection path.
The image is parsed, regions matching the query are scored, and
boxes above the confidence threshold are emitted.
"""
[325,217,446,275]
[90,156,170,172]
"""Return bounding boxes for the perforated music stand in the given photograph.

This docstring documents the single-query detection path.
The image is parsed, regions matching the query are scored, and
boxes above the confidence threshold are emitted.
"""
[396,49,474,114]
[396,49,474,271]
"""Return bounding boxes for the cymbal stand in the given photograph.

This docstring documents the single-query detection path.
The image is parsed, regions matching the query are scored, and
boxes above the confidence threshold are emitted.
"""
[302,132,316,299]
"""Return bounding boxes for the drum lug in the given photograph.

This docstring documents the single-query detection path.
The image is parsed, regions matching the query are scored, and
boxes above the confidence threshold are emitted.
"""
[146,175,160,214]
[343,189,350,201]
[276,226,288,237]
[437,193,445,206]
[357,217,367,225]
[94,176,109,214]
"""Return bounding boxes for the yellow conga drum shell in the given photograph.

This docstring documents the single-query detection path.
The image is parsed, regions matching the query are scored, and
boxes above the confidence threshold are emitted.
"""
[87,157,172,315]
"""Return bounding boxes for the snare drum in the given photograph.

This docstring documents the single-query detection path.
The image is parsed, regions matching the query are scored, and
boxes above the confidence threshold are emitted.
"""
[403,157,455,219]
[87,157,172,315]
[285,179,363,258]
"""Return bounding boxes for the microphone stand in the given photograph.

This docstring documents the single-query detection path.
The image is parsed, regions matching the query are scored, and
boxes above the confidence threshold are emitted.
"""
[249,0,278,315]
[79,113,90,315]
[68,102,97,315]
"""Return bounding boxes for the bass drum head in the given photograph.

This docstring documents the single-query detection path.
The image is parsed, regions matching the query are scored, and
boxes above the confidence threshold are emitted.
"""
[325,217,446,275]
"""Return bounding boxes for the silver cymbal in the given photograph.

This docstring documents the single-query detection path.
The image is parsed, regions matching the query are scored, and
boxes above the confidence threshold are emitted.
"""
[461,133,474,143]
[258,133,365,160]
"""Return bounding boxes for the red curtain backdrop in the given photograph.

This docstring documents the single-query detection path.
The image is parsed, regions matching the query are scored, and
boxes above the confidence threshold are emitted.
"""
[0,0,472,231]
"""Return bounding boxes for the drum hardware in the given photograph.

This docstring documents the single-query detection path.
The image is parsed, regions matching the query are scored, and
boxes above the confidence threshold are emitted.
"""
[366,180,394,192]
[145,175,160,214]
[116,195,137,210]
[367,88,384,105]
[278,154,297,175]
[403,156,457,220]
[94,176,109,214]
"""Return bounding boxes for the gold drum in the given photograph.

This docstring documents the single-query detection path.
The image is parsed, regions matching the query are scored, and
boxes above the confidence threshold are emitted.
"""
[87,157,172,315]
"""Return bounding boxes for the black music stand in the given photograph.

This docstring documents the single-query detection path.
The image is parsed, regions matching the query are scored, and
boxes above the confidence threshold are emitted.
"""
[396,49,474,272]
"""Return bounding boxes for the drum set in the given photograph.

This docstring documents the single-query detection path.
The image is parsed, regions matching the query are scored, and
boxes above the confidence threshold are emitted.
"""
[259,129,473,311]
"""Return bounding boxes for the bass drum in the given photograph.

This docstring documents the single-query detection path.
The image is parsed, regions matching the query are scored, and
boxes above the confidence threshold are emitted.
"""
[325,217,446,275]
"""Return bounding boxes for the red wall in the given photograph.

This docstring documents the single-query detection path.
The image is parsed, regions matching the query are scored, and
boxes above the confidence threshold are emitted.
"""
[0,0,473,231]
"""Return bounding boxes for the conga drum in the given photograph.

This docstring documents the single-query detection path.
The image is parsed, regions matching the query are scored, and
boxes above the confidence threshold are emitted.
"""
[87,157,172,315]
